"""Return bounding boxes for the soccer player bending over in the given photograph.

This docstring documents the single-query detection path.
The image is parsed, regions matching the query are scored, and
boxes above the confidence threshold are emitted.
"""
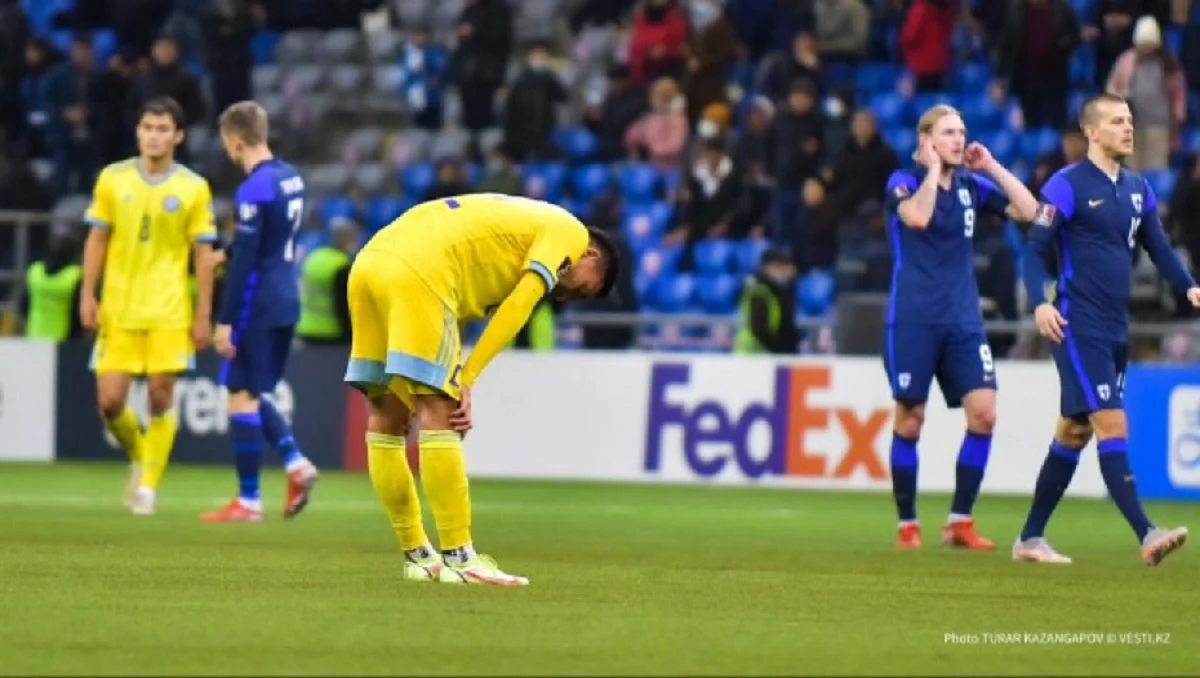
[80,97,217,515]
[202,101,319,523]
[344,194,618,586]
[1016,93,1199,565]
[883,105,1038,549]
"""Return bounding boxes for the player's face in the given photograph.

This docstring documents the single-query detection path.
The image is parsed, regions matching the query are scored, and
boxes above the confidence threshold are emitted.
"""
[137,113,183,161]
[1089,101,1135,159]
[926,114,966,167]
[553,251,605,302]
[219,130,245,165]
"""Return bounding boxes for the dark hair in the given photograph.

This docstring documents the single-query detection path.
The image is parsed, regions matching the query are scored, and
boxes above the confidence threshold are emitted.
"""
[138,97,186,130]
[587,226,620,298]
[1079,93,1127,128]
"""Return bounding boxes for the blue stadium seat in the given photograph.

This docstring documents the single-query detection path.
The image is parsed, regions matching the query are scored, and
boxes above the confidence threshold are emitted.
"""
[653,273,696,313]
[401,163,435,199]
[979,129,1016,166]
[92,30,117,66]
[659,167,682,195]
[523,162,568,202]
[908,93,954,126]
[320,196,358,225]
[635,272,657,305]
[622,201,673,246]
[695,274,741,314]
[637,243,685,280]
[251,31,282,66]
[1185,128,1200,154]
[561,198,593,221]
[572,163,611,202]
[1144,170,1176,203]
[797,269,835,316]
[953,62,991,94]
[1018,128,1058,164]
[855,63,898,94]
[554,126,598,162]
[1070,48,1094,88]
[692,239,734,277]
[618,164,660,203]
[464,162,483,187]
[882,126,917,161]
[959,92,1003,133]
[365,196,413,232]
[1068,91,1088,122]
[294,229,328,263]
[869,92,908,129]
[734,238,770,276]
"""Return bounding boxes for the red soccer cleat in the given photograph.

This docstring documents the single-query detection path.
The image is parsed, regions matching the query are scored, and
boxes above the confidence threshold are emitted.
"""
[896,523,921,549]
[200,499,264,523]
[942,518,995,550]
[284,462,319,519]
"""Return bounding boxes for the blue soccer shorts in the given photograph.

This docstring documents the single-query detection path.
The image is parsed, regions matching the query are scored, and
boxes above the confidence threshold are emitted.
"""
[883,323,997,408]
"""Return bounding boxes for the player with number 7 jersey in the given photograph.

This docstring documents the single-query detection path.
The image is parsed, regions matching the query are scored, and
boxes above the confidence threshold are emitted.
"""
[203,101,319,524]
[882,105,1039,551]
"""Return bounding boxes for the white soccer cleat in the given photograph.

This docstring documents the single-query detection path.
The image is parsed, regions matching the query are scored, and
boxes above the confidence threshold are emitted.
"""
[438,554,530,587]
[1141,527,1188,566]
[130,487,156,516]
[1012,536,1072,564]
[122,463,142,508]
[403,552,446,582]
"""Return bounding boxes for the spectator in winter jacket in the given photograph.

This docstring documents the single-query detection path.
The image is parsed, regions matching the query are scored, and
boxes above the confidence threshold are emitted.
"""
[768,78,823,257]
[584,64,649,162]
[900,0,959,92]
[452,0,513,133]
[991,0,1081,131]
[126,36,206,162]
[625,76,689,171]
[1105,15,1187,171]
[827,109,899,222]
[683,0,740,124]
[502,43,568,162]
[814,0,871,66]
[756,32,823,105]
[628,0,688,85]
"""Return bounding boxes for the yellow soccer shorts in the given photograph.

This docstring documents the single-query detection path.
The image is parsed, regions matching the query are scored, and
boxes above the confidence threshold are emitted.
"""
[91,327,195,375]
[343,250,463,408]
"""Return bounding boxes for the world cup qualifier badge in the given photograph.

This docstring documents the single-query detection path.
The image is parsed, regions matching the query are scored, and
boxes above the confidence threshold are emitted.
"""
[1033,203,1056,227]
[163,195,182,213]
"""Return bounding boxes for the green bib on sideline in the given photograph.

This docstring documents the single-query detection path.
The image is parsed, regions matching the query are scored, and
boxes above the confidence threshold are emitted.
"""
[297,247,349,339]
[26,262,81,341]
[733,280,780,354]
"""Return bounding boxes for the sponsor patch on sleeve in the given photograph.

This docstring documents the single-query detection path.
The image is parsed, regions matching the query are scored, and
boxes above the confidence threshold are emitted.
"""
[892,183,910,199]
[1033,203,1056,227]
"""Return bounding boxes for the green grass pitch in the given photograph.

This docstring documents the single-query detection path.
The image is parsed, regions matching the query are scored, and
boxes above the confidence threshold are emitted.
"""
[1,461,1198,676]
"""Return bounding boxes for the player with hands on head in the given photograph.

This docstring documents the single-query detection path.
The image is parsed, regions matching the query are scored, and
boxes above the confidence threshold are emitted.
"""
[1017,93,1198,566]
[883,104,1038,550]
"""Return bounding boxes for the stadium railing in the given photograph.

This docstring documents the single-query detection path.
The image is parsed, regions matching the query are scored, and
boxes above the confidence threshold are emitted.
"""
[0,210,53,321]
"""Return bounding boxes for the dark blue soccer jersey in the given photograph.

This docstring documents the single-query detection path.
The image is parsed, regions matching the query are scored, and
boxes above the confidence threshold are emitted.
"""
[883,167,1010,326]
[217,158,305,330]
[1025,159,1195,341]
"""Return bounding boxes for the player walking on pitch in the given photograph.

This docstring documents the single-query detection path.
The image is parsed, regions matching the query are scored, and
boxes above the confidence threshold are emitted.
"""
[1016,93,1198,565]
[81,98,217,515]
[202,101,320,523]
[883,105,1038,549]
[344,193,618,586]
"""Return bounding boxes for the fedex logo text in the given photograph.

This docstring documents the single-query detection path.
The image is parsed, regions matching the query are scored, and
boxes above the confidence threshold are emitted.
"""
[643,363,890,481]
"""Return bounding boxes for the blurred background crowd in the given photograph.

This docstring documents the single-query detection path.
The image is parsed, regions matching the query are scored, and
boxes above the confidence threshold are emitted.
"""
[3,0,1200,358]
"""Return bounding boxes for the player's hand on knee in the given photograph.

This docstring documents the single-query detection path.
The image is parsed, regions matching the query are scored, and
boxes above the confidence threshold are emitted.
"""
[1034,303,1067,344]
[1186,287,1200,309]
[213,323,235,359]
[450,386,472,437]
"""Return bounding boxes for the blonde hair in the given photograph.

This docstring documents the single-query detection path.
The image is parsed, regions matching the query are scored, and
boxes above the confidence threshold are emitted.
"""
[912,104,963,162]
[219,101,269,146]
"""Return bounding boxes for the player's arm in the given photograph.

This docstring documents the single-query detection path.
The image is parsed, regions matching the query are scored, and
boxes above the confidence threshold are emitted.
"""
[973,162,1037,222]
[217,199,263,328]
[1136,183,1198,295]
[888,171,935,230]
[460,272,545,387]
[189,185,218,331]
[1022,175,1071,310]
[80,171,114,329]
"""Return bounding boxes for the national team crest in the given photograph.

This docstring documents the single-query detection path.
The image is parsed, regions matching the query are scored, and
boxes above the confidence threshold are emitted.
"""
[1033,203,1057,227]
[898,373,911,389]
[1132,194,1143,213]
[163,195,181,213]
[892,184,910,199]
[957,188,971,207]
[1098,384,1111,401]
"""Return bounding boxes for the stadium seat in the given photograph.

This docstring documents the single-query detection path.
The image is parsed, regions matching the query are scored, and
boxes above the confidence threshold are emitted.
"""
[868,92,908,129]
[622,201,673,249]
[958,92,1003,133]
[316,29,361,64]
[910,93,954,124]
[430,128,470,160]
[881,127,917,161]
[389,129,433,166]
[372,64,404,96]
[1068,91,1088,122]
[618,164,660,203]
[555,126,598,162]
[634,272,657,305]
[365,196,414,232]
[282,64,326,97]
[695,274,741,314]
[341,126,386,164]
[653,273,696,313]
[328,64,365,96]
[855,63,898,94]
[979,129,1017,166]
[1018,128,1058,164]
[464,162,483,187]
[294,229,328,262]
[307,164,353,196]
[523,163,568,202]
[572,163,612,201]
[561,198,593,221]
[1144,170,1176,203]
[250,31,281,66]
[797,269,836,316]
[353,163,391,195]
[395,0,431,26]
[366,29,404,62]
[477,127,505,158]
[252,64,282,98]
[274,30,321,65]
[734,238,770,276]
[659,167,682,195]
[320,196,358,225]
[692,239,734,277]
[952,62,991,93]
[401,162,436,198]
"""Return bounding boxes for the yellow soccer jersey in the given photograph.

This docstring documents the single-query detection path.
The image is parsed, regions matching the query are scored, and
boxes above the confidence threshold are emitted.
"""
[370,193,589,320]
[85,159,217,330]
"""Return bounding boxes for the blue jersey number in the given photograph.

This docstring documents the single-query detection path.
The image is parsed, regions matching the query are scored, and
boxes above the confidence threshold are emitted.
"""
[283,198,304,261]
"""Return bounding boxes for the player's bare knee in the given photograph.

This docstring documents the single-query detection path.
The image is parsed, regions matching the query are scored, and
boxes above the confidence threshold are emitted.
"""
[96,376,130,418]
[965,406,997,436]
[893,401,925,439]
[367,395,410,437]
[227,389,259,414]
[1090,409,1127,440]
[1055,416,1093,448]
[415,395,456,431]
[146,377,175,416]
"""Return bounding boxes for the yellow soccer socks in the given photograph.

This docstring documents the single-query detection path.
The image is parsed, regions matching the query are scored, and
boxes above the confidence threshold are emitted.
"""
[138,412,178,492]
[104,405,142,463]
[367,432,432,552]
[418,430,473,558]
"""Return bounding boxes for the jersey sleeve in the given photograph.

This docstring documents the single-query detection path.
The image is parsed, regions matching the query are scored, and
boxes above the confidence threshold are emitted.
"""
[84,169,114,231]
[1136,181,1197,294]
[217,182,268,326]
[1022,172,1073,309]
[970,173,1009,217]
[883,171,918,213]
[523,217,590,292]
[189,181,218,243]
